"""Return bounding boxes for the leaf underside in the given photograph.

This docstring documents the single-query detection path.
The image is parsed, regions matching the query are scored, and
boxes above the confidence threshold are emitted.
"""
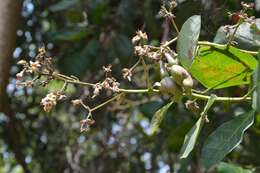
[180,95,216,159]
[179,117,203,159]
[150,101,173,135]
[214,19,260,51]
[201,110,255,169]
[177,15,201,69]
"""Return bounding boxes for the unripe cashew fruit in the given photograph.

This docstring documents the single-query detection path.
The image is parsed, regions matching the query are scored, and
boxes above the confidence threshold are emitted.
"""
[168,65,193,93]
[159,60,168,78]
[159,76,183,102]
[183,77,193,94]
[164,53,178,65]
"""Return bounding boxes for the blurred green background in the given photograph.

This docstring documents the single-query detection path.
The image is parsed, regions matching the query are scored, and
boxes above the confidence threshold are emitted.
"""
[0,0,259,173]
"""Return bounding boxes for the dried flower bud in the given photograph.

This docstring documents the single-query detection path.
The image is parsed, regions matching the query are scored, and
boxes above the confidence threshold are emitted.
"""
[57,94,66,100]
[17,60,28,66]
[147,52,160,61]
[40,92,58,112]
[80,118,95,132]
[92,83,102,98]
[241,2,254,10]
[122,68,132,81]
[134,46,148,57]
[71,99,82,106]
[111,81,120,92]
[38,46,46,55]
[185,100,200,113]
[16,70,25,79]
[102,80,110,90]
[132,30,148,45]
[103,64,112,75]
[169,0,177,9]
[158,6,167,18]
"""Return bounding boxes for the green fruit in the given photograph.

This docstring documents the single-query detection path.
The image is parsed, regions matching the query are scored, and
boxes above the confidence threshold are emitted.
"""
[159,77,184,102]
[159,77,176,94]
[173,84,183,103]
[159,60,168,78]
[165,53,178,65]
[169,65,187,85]
[169,65,194,93]
[183,77,193,93]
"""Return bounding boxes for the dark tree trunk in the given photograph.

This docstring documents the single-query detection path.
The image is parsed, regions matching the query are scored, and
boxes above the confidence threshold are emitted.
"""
[0,1,30,173]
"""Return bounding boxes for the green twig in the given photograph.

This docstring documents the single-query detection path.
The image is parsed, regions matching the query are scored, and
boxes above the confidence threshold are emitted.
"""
[198,41,258,55]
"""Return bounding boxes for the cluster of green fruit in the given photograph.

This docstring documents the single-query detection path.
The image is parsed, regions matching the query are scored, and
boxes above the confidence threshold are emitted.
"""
[158,53,193,102]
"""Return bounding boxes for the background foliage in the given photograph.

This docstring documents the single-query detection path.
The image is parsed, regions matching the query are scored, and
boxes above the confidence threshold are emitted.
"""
[0,0,260,173]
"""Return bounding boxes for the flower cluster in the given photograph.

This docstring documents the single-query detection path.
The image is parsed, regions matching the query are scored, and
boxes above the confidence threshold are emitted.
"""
[40,92,66,112]
[16,46,54,87]
[92,77,120,98]
[80,115,95,132]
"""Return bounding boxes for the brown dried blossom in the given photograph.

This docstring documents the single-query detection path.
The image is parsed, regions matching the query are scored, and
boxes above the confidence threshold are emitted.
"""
[132,30,148,45]
[92,83,103,98]
[36,46,46,60]
[103,64,112,77]
[122,68,132,81]
[80,117,95,132]
[134,45,149,57]
[185,100,200,113]
[169,0,177,9]
[147,52,161,62]
[40,92,66,112]
[71,99,82,106]
[110,80,120,92]
[241,2,254,10]
[17,60,28,66]
[16,69,25,80]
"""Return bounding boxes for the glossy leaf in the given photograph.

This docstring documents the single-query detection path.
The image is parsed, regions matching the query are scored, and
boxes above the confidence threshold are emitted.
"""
[252,52,260,112]
[150,101,173,135]
[214,19,260,51]
[201,110,255,169]
[190,46,258,89]
[216,162,253,173]
[180,95,216,158]
[177,15,201,69]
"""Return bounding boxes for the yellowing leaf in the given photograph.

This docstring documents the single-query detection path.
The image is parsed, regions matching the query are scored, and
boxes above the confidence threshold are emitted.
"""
[190,46,258,89]
[150,101,173,135]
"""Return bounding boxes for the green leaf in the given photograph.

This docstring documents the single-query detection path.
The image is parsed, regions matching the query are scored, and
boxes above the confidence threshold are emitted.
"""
[177,15,201,69]
[179,117,203,159]
[190,46,258,89]
[167,122,194,152]
[49,0,78,12]
[216,162,253,173]
[252,52,260,112]
[180,95,216,159]
[50,27,92,41]
[150,101,173,135]
[58,40,100,77]
[201,110,255,169]
[214,19,260,51]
